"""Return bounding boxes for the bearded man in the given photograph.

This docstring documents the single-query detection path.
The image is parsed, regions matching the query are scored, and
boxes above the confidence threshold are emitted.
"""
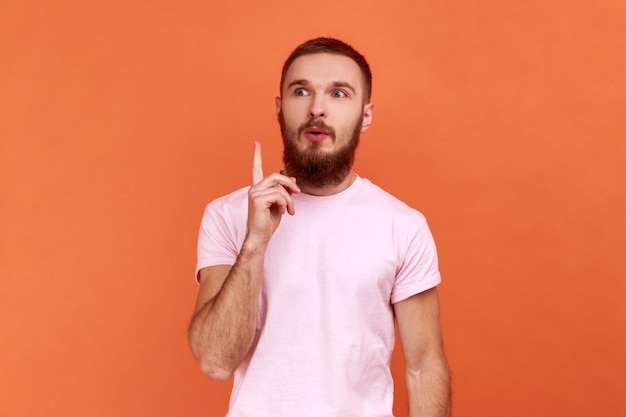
[189,37,451,417]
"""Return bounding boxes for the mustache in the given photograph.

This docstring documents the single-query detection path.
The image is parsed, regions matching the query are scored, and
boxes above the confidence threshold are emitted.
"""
[297,118,336,138]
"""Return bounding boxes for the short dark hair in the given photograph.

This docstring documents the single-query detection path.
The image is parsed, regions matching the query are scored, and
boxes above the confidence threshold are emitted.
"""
[280,37,372,102]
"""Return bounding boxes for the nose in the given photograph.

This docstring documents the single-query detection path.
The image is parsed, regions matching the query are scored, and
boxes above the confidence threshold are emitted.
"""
[309,94,326,119]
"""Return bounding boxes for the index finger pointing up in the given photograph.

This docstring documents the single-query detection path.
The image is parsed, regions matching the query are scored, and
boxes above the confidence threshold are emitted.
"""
[252,141,264,185]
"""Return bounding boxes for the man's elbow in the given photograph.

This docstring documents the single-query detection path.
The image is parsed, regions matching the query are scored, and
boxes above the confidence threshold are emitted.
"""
[406,351,450,379]
[189,341,237,381]
[199,360,235,382]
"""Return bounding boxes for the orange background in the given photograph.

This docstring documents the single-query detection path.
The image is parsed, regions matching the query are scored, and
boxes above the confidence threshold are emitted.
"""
[1,1,624,416]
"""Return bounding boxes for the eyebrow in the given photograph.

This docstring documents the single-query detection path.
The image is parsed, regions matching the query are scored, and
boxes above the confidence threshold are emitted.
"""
[287,79,357,94]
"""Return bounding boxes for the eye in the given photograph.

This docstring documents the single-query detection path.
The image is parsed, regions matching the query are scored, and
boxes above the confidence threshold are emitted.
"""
[294,88,310,96]
[331,90,348,98]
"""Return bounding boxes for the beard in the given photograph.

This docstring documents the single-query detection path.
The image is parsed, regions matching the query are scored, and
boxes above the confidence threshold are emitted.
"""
[279,111,362,189]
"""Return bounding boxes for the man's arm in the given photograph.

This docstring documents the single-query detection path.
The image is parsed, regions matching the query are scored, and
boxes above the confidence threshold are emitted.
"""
[188,142,300,381]
[188,247,264,381]
[394,287,451,417]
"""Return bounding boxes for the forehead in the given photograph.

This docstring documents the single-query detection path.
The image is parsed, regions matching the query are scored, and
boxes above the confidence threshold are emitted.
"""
[283,53,364,94]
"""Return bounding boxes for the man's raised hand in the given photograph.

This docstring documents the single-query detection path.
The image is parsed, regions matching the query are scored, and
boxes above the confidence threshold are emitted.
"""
[247,142,300,245]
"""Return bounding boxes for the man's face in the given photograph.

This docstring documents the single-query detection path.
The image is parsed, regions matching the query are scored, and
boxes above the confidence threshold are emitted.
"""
[276,53,373,188]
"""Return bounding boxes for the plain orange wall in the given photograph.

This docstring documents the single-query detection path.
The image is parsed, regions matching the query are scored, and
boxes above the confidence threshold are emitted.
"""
[1,1,624,416]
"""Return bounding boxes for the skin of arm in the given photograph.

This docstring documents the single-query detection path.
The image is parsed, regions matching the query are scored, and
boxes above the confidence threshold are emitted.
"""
[394,287,451,417]
[188,142,300,381]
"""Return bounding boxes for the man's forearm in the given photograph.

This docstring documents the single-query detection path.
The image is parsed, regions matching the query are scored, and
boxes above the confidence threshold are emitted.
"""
[406,356,451,417]
[189,240,266,381]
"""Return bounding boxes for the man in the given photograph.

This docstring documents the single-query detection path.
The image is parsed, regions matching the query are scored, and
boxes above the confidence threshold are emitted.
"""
[189,37,450,417]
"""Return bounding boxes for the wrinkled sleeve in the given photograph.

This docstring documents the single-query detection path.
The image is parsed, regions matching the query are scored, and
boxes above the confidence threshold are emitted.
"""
[195,201,240,282]
[391,218,442,304]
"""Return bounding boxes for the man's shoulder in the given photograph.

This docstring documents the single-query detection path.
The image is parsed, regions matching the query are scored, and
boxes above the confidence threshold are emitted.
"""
[202,186,250,220]
[358,177,427,222]
[206,186,250,207]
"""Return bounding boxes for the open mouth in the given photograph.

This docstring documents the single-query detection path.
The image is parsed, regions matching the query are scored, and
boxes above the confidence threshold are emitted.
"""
[304,126,330,141]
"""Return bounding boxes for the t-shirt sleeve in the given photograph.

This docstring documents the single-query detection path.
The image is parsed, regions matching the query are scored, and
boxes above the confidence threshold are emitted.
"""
[195,201,240,282]
[390,219,442,304]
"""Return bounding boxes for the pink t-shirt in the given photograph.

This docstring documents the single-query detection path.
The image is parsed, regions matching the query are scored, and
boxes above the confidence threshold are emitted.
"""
[196,176,441,417]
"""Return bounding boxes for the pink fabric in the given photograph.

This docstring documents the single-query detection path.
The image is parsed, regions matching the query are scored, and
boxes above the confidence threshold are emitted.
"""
[196,176,441,417]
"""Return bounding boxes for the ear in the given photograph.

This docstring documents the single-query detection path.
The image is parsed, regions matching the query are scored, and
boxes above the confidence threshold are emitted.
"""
[275,96,282,120]
[360,102,373,132]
